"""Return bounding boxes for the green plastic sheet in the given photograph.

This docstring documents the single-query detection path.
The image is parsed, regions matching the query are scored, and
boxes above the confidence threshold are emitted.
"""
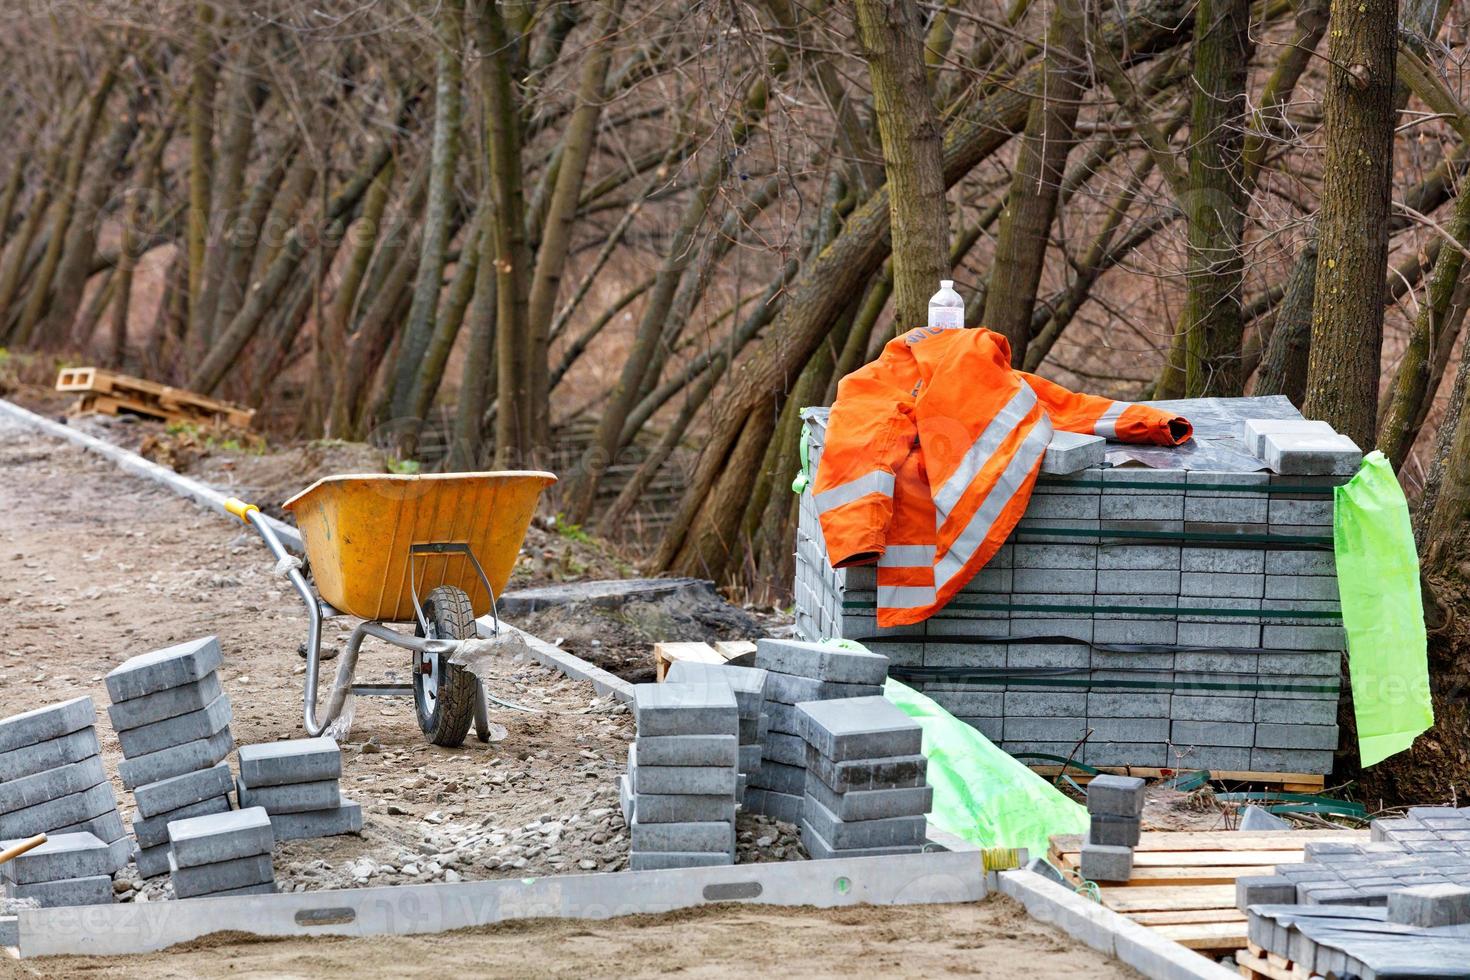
[1334,450,1433,767]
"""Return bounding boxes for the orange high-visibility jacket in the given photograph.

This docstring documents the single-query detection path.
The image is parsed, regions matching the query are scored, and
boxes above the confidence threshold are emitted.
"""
[814,325,1192,627]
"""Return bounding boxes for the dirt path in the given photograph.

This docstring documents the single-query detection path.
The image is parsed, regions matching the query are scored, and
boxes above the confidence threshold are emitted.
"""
[0,413,1140,976]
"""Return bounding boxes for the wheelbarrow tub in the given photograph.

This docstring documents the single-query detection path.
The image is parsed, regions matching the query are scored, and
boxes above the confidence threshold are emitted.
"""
[282,471,556,622]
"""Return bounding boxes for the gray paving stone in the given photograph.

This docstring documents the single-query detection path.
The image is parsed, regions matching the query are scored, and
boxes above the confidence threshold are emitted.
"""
[632,734,738,768]
[267,799,364,841]
[799,820,923,860]
[118,728,234,790]
[739,713,763,742]
[802,773,931,822]
[135,841,171,879]
[1241,418,1336,457]
[664,662,768,715]
[167,806,273,868]
[1254,698,1337,726]
[1086,774,1145,818]
[754,639,890,685]
[133,761,235,820]
[106,637,223,703]
[802,793,925,849]
[804,749,927,794]
[210,880,278,897]
[764,732,806,768]
[1235,874,1303,912]
[1181,546,1263,574]
[1079,842,1133,882]
[1254,724,1338,751]
[0,755,106,815]
[1087,814,1141,847]
[237,736,342,787]
[0,832,119,884]
[738,743,761,772]
[132,794,232,848]
[0,782,117,839]
[1041,431,1105,474]
[633,682,738,737]
[237,777,340,814]
[1004,692,1086,717]
[1262,432,1362,476]
[169,851,275,899]
[746,759,805,796]
[1084,742,1169,768]
[764,672,882,707]
[1086,718,1170,743]
[117,694,233,759]
[1386,883,1470,926]
[628,745,737,796]
[0,697,95,755]
[1264,549,1335,576]
[1172,720,1254,748]
[629,850,733,871]
[1096,568,1181,595]
[1004,717,1086,742]
[793,696,921,762]
[630,818,734,853]
[1024,491,1100,521]
[744,788,804,824]
[1086,692,1170,717]
[0,727,100,783]
[1250,747,1334,773]
[54,809,128,847]
[5,873,112,908]
[106,673,224,732]
[629,791,735,824]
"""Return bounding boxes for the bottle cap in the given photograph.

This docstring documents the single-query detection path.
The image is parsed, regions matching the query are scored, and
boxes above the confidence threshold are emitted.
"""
[940,280,954,289]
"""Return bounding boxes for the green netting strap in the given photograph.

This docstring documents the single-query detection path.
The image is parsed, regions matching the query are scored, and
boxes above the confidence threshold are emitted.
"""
[842,598,1341,619]
[1011,524,1333,547]
[889,666,1340,695]
[1036,477,1340,495]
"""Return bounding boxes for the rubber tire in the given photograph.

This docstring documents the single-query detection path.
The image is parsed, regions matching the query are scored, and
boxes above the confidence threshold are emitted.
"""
[412,586,478,747]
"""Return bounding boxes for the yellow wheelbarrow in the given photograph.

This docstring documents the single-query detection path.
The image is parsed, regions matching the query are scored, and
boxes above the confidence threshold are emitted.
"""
[225,470,556,747]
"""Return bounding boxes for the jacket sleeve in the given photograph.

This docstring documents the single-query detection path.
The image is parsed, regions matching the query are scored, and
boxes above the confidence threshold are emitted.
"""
[813,347,919,567]
[1018,371,1193,446]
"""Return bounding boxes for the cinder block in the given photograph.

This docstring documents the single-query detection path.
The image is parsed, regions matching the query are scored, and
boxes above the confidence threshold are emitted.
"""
[633,734,738,768]
[1079,842,1133,882]
[0,727,101,783]
[132,794,232,848]
[1236,874,1300,911]
[0,697,95,755]
[630,818,734,853]
[267,799,364,841]
[1041,431,1105,474]
[630,792,735,824]
[169,851,275,899]
[133,761,234,820]
[802,773,931,822]
[107,673,224,732]
[105,637,222,703]
[1262,432,1361,476]
[167,806,273,869]
[754,638,890,685]
[0,782,116,839]
[804,749,926,794]
[237,736,342,787]
[629,745,737,796]
[1241,419,1336,457]
[237,777,340,814]
[629,850,733,870]
[5,873,112,909]
[0,755,106,815]
[1088,814,1141,847]
[118,728,234,790]
[794,696,921,762]
[800,821,923,860]
[0,832,120,884]
[747,760,806,795]
[764,672,882,706]
[117,694,232,759]
[634,682,738,737]
[743,788,804,824]
[802,793,925,849]
[136,841,171,879]
[664,661,768,716]
[763,732,808,768]
[1085,774,1145,817]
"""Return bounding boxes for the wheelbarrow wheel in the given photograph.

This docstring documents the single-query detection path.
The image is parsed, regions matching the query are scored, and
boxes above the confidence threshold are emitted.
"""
[413,586,477,747]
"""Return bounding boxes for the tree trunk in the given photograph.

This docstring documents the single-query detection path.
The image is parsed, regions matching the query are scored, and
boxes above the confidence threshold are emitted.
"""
[1252,241,1317,405]
[1302,0,1399,447]
[853,0,949,331]
[187,2,218,311]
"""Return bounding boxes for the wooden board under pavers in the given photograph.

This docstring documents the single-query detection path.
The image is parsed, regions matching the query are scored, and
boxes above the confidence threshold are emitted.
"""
[1029,765,1326,794]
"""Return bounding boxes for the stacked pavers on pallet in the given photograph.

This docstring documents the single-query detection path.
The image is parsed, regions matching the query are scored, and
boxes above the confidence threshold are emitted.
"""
[794,696,930,859]
[794,397,1355,776]
[664,661,768,804]
[237,737,361,841]
[106,637,235,879]
[167,806,276,898]
[623,682,739,870]
[1077,774,1143,883]
[745,639,889,825]
[0,698,130,907]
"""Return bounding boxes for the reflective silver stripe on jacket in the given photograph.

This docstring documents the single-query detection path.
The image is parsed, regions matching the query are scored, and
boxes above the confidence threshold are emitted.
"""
[935,415,1054,589]
[879,544,936,567]
[878,584,938,609]
[813,470,895,514]
[1092,401,1129,439]
[933,384,1038,519]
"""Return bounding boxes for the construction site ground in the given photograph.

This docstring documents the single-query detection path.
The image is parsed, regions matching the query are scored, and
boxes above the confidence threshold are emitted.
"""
[0,410,1161,975]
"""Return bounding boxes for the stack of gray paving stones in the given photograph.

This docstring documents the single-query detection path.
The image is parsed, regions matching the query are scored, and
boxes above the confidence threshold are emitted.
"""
[236,737,361,841]
[106,637,235,880]
[794,400,1356,776]
[0,697,130,907]
[664,661,768,804]
[794,695,930,859]
[1078,774,1142,883]
[166,806,276,898]
[745,639,888,824]
[623,682,739,870]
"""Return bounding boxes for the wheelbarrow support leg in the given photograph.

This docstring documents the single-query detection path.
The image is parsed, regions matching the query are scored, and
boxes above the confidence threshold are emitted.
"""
[474,679,491,743]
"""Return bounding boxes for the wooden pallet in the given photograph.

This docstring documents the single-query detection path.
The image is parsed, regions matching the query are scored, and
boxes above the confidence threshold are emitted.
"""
[1029,764,1326,794]
[57,367,254,428]
[1235,943,1321,979]
[1049,829,1368,955]
[653,640,757,681]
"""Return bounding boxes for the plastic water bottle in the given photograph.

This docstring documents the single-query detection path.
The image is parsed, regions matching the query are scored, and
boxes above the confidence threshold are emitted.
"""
[928,280,965,329]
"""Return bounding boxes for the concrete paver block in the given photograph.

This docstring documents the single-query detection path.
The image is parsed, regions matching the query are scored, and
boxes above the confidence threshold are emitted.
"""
[804,749,927,794]
[237,736,342,787]
[0,697,96,755]
[135,842,171,879]
[168,851,275,899]
[1262,432,1362,476]
[629,792,735,824]
[746,759,805,796]
[0,728,101,783]
[166,806,273,868]
[0,755,106,815]
[1085,774,1145,818]
[629,745,738,796]
[664,662,768,715]
[794,696,922,762]
[799,820,923,860]
[105,637,222,703]
[763,732,807,768]
[631,734,737,768]
[803,773,931,822]
[1235,875,1299,911]
[117,694,232,759]
[1041,431,1105,475]
[267,799,364,842]
[629,818,735,853]
[629,851,733,871]
[764,672,882,707]
[107,673,224,732]
[132,794,232,849]
[236,777,340,814]
[1087,815,1141,848]
[633,683,738,737]
[208,880,278,897]
[1079,842,1133,882]
[133,761,234,820]
[754,639,889,685]
[55,809,128,848]
[1387,883,1470,927]
[1240,419,1336,457]
[118,728,234,790]
[743,788,803,825]
[802,793,925,849]
[5,873,113,909]
[0,832,117,884]
[0,782,117,839]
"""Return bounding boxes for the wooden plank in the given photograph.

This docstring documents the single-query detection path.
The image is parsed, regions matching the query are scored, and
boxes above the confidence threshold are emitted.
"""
[1111,865,1293,886]
[1050,829,1364,854]
[653,642,725,682]
[1028,765,1325,789]
[1150,920,1249,950]
[1233,951,1314,980]
[1055,849,1307,869]
[1102,884,1237,913]
[1131,908,1246,927]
